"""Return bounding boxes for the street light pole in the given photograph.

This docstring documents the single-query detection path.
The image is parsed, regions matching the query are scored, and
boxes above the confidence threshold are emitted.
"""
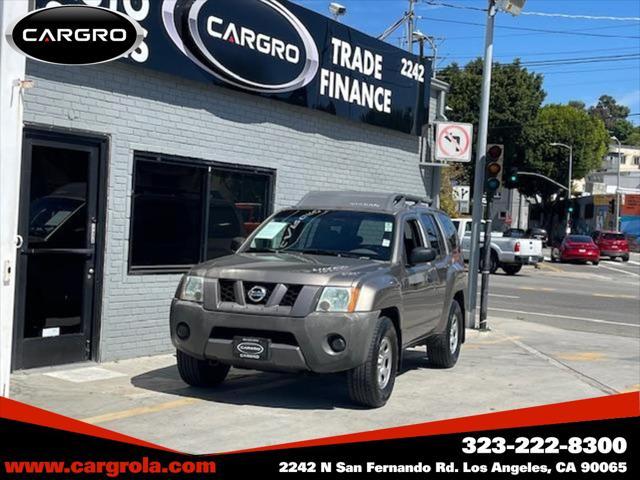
[468,0,497,328]
[550,142,573,234]
[611,136,622,231]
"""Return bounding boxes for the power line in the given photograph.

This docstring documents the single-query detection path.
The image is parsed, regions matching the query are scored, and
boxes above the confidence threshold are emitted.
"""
[439,46,640,61]
[417,16,640,39]
[521,11,640,22]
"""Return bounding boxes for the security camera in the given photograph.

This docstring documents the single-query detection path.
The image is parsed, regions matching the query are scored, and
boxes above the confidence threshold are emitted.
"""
[329,3,347,17]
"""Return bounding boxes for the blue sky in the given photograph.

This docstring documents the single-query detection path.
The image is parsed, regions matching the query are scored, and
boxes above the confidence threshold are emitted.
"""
[296,0,640,124]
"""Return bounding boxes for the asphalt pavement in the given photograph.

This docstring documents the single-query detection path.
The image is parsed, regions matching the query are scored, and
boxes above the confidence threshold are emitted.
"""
[478,250,640,338]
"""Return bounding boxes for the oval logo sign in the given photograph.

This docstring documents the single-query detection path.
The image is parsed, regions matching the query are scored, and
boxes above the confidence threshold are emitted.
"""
[6,5,144,65]
[237,342,265,355]
[162,0,319,93]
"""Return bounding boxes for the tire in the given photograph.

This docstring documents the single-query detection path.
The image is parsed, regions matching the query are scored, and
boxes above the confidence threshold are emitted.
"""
[502,264,522,275]
[479,252,498,274]
[622,254,630,262]
[592,261,599,266]
[426,299,463,369]
[347,317,398,408]
[176,350,230,387]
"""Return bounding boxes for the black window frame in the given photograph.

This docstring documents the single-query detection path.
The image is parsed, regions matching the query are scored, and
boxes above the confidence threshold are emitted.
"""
[420,213,446,258]
[128,152,275,275]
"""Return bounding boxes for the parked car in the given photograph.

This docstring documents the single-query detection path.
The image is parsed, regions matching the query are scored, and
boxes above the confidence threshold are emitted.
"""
[591,231,630,262]
[171,192,468,408]
[526,227,548,247]
[452,218,543,275]
[551,235,600,265]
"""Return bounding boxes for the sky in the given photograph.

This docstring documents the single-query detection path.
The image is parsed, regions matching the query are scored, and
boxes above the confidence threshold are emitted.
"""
[295,0,640,125]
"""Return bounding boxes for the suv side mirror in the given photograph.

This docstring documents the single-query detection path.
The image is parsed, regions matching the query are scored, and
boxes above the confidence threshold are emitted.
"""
[410,247,436,265]
[230,237,246,252]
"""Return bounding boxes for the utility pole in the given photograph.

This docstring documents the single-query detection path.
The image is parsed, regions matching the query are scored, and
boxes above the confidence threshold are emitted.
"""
[467,0,497,328]
[550,143,573,234]
[611,136,622,231]
[407,0,416,53]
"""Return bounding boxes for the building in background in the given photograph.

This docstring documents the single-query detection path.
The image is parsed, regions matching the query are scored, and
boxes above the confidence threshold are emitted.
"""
[585,144,640,195]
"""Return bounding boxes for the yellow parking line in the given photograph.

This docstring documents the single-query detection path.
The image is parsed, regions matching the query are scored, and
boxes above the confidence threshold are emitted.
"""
[519,286,555,292]
[592,293,638,300]
[556,352,606,362]
[539,263,562,273]
[81,398,200,424]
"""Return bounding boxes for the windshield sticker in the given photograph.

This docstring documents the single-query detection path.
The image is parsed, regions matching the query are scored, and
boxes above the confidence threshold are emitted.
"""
[382,239,391,247]
[255,221,288,240]
[384,222,393,232]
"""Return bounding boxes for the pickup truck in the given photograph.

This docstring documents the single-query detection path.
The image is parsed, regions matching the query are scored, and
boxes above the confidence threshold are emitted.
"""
[452,218,543,275]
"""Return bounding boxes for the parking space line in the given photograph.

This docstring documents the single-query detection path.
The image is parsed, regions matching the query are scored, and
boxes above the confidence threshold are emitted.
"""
[598,264,640,278]
[518,286,555,292]
[489,308,639,328]
[592,293,638,300]
[539,263,562,273]
[82,398,201,424]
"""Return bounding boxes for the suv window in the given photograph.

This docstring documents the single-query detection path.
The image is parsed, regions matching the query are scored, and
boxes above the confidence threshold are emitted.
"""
[437,213,459,251]
[403,219,424,263]
[420,214,445,256]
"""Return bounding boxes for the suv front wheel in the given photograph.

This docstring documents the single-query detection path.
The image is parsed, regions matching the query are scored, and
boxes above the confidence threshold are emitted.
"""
[177,350,230,387]
[427,299,463,368]
[347,316,398,408]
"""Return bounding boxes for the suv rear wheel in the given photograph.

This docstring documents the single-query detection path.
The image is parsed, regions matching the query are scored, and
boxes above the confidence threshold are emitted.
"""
[176,350,230,387]
[427,299,463,368]
[347,316,398,408]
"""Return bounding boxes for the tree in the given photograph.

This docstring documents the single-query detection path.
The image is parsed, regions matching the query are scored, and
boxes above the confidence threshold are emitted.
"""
[568,100,586,110]
[521,104,609,203]
[626,128,640,146]
[439,166,458,217]
[439,59,546,187]
[588,94,631,130]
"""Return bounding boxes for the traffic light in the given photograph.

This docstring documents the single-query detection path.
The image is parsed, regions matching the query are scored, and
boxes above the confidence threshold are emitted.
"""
[568,206,574,214]
[485,144,504,193]
[505,166,519,189]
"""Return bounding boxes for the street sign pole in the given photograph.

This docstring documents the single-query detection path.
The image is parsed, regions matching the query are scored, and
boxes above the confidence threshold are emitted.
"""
[468,0,497,328]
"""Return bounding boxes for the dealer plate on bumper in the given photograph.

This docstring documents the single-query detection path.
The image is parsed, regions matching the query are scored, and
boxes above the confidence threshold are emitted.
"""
[233,336,270,361]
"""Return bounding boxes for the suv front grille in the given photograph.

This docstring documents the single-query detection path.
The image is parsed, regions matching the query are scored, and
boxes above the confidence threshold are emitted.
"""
[219,280,236,303]
[280,285,303,307]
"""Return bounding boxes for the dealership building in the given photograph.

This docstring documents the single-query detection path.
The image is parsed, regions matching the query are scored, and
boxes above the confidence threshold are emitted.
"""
[0,1,449,385]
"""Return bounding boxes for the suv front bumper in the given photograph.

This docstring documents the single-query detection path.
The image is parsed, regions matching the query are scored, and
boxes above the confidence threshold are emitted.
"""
[170,300,380,374]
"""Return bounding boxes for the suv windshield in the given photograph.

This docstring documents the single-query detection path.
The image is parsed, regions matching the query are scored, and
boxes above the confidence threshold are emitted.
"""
[246,209,395,260]
[602,233,625,240]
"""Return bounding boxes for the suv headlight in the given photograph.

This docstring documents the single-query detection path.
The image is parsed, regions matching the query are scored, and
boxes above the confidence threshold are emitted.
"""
[178,276,204,303]
[316,287,360,313]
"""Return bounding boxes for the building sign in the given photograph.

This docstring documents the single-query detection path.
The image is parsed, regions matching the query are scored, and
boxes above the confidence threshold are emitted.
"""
[34,0,432,135]
[435,122,474,162]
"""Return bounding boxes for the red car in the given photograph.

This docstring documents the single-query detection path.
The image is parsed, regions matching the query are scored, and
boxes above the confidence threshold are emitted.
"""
[591,231,630,262]
[551,235,600,265]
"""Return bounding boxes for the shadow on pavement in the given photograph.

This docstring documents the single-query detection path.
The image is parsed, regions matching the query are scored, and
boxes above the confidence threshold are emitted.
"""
[130,349,433,411]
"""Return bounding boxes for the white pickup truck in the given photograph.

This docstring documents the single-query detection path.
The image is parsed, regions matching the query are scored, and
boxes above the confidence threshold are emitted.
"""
[452,218,543,275]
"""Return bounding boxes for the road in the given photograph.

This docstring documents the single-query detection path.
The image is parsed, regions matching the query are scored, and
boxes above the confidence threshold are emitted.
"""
[479,251,640,338]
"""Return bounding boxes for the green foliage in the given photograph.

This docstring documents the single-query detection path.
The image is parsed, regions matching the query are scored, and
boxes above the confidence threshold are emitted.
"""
[439,166,458,217]
[588,95,631,130]
[626,129,640,146]
[521,104,609,201]
[439,59,546,185]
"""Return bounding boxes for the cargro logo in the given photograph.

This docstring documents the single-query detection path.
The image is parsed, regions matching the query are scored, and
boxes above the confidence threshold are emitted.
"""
[162,0,319,93]
[237,342,265,355]
[6,5,145,65]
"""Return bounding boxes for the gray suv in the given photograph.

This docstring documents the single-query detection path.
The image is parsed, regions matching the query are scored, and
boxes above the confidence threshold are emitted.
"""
[170,192,467,408]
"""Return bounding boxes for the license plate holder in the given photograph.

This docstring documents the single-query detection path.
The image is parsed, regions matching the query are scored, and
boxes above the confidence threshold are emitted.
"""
[233,336,270,361]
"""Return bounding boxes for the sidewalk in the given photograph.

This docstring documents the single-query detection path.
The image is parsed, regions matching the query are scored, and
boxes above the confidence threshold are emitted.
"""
[9,316,640,454]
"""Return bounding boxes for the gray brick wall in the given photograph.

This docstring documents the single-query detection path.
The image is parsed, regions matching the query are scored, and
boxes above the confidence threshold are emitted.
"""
[23,61,431,361]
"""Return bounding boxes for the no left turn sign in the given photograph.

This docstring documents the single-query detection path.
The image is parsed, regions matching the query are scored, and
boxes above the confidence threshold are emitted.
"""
[435,122,474,163]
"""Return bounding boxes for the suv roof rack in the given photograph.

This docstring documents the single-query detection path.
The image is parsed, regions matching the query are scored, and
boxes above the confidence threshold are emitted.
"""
[295,191,433,213]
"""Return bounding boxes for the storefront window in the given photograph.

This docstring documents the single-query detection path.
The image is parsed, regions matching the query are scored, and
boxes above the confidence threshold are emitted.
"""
[130,154,274,273]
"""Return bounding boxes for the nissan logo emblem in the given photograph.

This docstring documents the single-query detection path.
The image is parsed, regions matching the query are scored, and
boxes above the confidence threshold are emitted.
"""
[247,285,268,303]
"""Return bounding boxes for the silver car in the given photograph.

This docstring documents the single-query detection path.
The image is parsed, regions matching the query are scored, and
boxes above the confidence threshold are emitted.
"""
[170,191,467,408]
